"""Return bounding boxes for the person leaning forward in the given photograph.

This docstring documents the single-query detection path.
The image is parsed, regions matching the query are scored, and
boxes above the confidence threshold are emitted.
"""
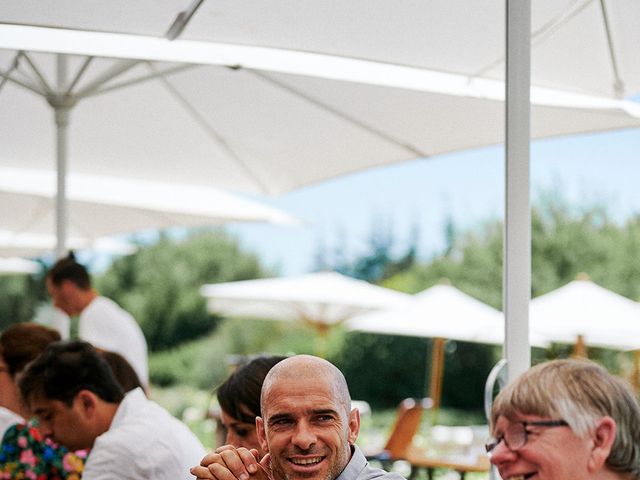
[19,340,206,480]
[191,354,406,480]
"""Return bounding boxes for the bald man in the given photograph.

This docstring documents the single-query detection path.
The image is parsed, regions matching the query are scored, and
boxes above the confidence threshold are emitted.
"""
[192,354,405,480]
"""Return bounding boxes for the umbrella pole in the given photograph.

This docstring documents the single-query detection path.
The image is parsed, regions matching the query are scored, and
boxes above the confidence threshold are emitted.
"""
[572,334,587,358]
[54,54,69,258]
[429,337,446,423]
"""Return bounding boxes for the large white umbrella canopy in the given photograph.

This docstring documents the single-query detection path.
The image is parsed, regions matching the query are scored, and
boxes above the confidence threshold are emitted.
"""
[3,0,640,380]
[200,271,411,331]
[1,0,638,99]
[530,277,640,351]
[0,165,298,242]
[348,284,505,345]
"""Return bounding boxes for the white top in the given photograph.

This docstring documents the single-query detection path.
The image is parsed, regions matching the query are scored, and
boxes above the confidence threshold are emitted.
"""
[0,406,23,440]
[83,388,206,480]
[79,296,149,387]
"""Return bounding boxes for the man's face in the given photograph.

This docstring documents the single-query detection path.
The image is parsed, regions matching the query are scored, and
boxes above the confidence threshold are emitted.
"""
[256,375,359,480]
[29,393,95,451]
[46,278,76,316]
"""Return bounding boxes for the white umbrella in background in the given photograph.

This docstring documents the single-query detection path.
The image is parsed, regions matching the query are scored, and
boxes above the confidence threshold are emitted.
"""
[202,271,412,355]
[348,283,506,410]
[201,271,411,332]
[0,256,40,275]
[0,231,136,258]
[530,276,640,352]
[0,166,298,246]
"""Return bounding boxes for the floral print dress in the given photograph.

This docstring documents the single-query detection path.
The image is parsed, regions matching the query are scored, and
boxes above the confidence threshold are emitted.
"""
[0,420,87,480]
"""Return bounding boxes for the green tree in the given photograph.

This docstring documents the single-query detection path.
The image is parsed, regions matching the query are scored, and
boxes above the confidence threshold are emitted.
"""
[0,270,47,329]
[97,230,267,351]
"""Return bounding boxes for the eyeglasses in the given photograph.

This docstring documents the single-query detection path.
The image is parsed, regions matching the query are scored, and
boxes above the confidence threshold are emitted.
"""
[485,420,569,453]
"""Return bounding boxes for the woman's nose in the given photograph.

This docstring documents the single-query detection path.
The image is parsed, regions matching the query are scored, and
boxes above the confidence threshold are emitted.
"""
[488,439,517,466]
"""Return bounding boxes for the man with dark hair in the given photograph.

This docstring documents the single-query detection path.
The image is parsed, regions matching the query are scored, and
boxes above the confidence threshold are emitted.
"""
[46,252,149,388]
[19,341,205,480]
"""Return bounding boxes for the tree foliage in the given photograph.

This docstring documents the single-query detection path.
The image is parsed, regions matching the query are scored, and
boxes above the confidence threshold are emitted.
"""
[96,230,266,351]
[0,271,47,330]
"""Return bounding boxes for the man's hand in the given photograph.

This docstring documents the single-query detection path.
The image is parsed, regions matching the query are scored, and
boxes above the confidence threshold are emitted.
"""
[190,445,271,480]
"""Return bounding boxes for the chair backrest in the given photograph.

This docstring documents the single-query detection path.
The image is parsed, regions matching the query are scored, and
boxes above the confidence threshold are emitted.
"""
[383,397,432,458]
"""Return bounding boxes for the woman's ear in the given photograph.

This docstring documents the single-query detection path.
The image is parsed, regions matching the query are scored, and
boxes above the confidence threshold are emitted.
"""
[587,416,616,472]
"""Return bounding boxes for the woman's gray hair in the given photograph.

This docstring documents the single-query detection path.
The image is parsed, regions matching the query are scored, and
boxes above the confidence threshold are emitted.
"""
[491,359,640,478]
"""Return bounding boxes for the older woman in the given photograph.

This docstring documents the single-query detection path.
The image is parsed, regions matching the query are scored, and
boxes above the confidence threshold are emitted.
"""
[487,358,640,480]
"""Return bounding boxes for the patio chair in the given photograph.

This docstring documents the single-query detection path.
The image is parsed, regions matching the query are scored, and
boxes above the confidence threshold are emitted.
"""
[365,397,433,466]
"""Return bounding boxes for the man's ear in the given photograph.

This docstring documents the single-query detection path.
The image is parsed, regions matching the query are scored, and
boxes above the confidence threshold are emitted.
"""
[587,416,616,472]
[75,390,98,419]
[347,408,360,445]
[256,416,269,454]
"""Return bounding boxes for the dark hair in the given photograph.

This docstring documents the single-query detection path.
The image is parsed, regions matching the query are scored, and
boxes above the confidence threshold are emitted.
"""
[19,340,125,406]
[0,323,61,377]
[99,350,143,393]
[46,252,91,289]
[217,355,286,423]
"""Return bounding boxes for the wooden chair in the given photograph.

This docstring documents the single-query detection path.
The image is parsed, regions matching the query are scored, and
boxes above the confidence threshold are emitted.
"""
[365,397,433,465]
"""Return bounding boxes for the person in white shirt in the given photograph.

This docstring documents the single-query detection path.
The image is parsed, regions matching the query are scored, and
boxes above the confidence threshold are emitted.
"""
[46,253,149,388]
[18,340,205,480]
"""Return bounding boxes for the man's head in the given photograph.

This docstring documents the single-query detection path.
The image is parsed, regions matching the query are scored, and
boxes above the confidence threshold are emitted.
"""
[256,355,359,480]
[488,358,640,480]
[46,253,94,316]
[19,340,125,450]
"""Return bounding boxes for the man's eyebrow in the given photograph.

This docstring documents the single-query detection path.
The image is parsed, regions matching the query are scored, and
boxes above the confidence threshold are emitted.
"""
[310,408,339,416]
[267,413,294,424]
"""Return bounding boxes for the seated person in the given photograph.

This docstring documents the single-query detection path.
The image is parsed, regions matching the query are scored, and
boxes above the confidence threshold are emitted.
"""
[18,340,206,480]
[487,358,640,480]
[192,354,406,480]
[0,323,86,479]
[216,355,286,456]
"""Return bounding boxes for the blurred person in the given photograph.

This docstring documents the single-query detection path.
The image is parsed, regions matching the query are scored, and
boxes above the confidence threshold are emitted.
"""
[191,354,405,480]
[0,323,86,479]
[19,340,205,480]
[46,252,149,388]
[216,355,286,455]
[487,358,640,480]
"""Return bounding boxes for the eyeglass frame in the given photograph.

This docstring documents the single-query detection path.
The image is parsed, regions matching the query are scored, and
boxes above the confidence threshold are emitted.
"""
[485,419,569,453]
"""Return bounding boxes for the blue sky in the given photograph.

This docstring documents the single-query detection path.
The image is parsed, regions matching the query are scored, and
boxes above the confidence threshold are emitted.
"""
[225,127,640,276]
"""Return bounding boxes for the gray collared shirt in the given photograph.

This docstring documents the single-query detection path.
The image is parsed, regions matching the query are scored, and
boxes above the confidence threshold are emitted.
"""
[336,445,407,480]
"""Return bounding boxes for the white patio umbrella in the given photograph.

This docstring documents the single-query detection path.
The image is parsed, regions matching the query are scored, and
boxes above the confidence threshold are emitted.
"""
[3,0,640,380]
[530,276,640,352]
[0,166,298,250]
[201,271,411,334]
[0,231,136,258]
[0,256,40,275]
[348,283,506,410]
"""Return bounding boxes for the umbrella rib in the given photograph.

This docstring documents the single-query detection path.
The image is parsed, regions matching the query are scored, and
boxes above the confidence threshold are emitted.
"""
[21,52,54,96]
[599,0,625,97]
[471,0,590,79]
[87,63,197,98]
[0,52,30,94]
[74,59,143,99]
[248,69,428,158]
[65,56,94,96]
[165,0,207,40]
[146,62,273,194]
